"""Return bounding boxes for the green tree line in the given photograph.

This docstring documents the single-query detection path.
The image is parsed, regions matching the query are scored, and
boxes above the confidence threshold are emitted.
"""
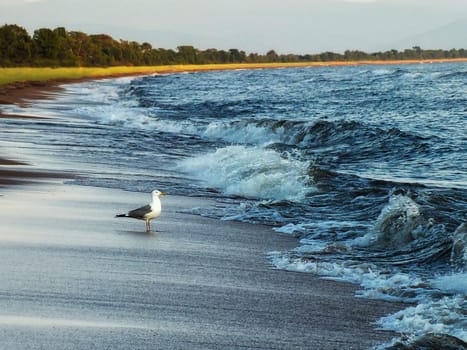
[1,24,466,67]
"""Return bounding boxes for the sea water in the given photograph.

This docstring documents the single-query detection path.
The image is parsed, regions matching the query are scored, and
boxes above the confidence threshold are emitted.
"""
[2,63,466,348]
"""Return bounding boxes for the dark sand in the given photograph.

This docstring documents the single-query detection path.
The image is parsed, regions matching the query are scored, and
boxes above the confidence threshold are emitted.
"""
[0,82,72,185]
[0,185,404,349]
[0,78,405,349]
[0,80,64,107]
[0,156,71,186]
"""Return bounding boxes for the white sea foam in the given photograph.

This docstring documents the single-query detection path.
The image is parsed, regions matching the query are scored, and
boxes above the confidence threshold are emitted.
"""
[431,272,467,294]
[178,145,312,201]
[271,252,424,301]
[273,223,308,235]
[371,68,395,76]
[60,79,144,125]
[104,112,198,134]
[272,249,467,342]
[61,80,320,148]
[202,121,284,145]
[378,295,467,342]
[451,223,467,267]
[64,77,135,104]
[271,249,467,343]
[274,220,370,237]
[352,194,423,247]
[271,220,467,344]
[61,79,201,134]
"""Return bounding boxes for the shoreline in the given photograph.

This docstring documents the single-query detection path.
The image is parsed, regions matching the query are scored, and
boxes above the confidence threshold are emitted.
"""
[0,80,65,108]
[2,58,467,114]
[2,57,467,94]
[0,66,410,349]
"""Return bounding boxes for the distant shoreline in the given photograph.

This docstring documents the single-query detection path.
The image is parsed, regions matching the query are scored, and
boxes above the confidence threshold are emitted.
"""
[2,58,467,114]
[2,57,467,89]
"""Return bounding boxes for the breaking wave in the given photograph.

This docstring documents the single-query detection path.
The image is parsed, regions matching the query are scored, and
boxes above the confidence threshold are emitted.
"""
[178,145,313,202]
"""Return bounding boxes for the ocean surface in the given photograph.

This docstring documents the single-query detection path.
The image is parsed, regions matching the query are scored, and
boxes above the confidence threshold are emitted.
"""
[2,63,466,348]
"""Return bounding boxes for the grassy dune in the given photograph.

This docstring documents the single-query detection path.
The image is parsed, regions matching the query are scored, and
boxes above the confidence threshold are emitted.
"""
[2,59,467,86]
[0,66,161,86]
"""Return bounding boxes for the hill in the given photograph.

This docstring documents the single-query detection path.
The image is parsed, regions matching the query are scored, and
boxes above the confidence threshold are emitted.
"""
[393,20,467,50]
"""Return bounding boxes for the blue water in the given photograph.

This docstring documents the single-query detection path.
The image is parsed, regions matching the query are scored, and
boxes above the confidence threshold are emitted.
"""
[2,63,466,347]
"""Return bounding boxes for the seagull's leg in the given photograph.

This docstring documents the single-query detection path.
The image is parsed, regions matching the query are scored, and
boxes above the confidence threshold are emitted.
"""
[146,220,150,233]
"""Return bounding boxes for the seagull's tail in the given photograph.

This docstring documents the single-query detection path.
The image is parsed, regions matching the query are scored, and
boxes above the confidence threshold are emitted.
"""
[115,214,128,218]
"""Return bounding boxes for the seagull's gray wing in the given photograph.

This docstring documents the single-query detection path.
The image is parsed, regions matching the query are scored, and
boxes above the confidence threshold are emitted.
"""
[127,204,152,219]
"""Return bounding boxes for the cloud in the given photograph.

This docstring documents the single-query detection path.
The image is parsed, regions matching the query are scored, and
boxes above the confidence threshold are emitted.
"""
[0,0,43,5]
[341,0,384,3]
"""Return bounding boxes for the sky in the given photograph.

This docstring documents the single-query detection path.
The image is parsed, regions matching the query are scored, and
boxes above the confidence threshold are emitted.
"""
[1,0,466,54]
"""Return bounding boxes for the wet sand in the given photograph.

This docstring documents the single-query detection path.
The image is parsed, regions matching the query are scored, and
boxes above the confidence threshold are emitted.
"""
[0,80,64,107]
[0,79,406,349]
[0,156,71,187]
[0,82,73,185]
[0,184,404,349]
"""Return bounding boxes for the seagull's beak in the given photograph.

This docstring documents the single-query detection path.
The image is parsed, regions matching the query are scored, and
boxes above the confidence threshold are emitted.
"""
[160,192,167,197]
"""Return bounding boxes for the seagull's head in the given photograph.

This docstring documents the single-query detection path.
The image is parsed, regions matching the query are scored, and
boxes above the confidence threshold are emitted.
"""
[152,190,167,197]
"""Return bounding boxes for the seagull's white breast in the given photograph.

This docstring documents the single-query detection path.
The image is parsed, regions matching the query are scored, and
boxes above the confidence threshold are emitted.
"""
[145,197,162,220]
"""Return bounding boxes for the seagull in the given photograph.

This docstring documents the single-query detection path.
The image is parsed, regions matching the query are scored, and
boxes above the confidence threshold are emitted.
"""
[116,190,167,232]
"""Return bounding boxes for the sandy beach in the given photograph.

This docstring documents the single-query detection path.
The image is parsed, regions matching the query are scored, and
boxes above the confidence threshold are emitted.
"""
[0,183,404,349]
[0,78,407,349]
